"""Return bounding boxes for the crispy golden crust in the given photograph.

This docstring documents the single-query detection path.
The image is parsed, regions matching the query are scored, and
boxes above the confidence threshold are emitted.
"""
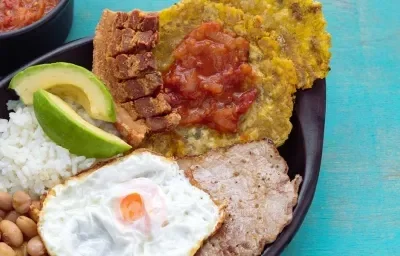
[209,0,331,88]
[93,10,116,85]
[142,0,330,157]
[93,10,180,148]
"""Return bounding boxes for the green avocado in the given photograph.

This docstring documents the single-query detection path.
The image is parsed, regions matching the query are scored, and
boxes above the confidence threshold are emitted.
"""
[10,62,116,122]
[33,89,131,159]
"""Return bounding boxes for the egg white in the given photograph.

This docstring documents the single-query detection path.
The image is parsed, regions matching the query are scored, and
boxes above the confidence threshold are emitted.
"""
[38,151,223,256]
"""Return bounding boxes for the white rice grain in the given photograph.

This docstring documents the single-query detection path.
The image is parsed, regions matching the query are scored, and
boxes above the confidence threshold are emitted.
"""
[0,100,120,197]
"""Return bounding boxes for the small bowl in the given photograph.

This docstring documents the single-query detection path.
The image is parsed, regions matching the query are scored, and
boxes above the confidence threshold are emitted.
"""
[0,0,74,77]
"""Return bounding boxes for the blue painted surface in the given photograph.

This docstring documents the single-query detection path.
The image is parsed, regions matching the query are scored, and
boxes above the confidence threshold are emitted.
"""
[67,0,400,255]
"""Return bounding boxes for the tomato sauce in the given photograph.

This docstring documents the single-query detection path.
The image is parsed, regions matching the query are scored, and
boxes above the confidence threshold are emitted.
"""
[163,22,258,133]
[0,0,59,32]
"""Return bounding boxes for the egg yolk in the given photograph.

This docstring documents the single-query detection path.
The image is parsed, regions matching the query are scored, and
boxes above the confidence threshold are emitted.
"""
[120,193,146,222]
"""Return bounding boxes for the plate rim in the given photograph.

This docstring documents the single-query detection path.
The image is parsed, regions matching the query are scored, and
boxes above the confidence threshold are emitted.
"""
[264,78,326,255]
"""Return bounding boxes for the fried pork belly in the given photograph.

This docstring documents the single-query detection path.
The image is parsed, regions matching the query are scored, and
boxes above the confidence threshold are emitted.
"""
[93,9,180,147]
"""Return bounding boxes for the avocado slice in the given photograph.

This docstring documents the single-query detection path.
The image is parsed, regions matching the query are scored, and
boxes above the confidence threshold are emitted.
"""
[10,62,116,122]
[33,89,131,159]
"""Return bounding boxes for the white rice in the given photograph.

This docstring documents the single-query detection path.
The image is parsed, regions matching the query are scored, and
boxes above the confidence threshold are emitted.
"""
[0,100,119,197]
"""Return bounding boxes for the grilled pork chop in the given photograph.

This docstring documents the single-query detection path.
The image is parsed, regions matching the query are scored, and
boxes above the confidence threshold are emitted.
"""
[178,139,302,256]
[93,9,180,147]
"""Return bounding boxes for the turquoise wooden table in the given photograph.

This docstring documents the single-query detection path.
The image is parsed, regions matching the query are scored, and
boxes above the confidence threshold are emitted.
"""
[67,1,400,255]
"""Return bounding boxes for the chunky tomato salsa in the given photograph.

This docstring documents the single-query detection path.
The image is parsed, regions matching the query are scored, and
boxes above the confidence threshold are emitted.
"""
[0,0,59,32]
[163,22,258,133]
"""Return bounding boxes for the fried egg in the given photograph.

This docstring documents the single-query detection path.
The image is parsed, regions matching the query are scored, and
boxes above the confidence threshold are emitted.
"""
[38,151,224,256]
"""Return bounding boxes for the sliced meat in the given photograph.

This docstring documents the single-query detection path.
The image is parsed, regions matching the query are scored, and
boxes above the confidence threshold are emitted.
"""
[178,139,302,256]
[146,112,181,132]
[128,72,162,99]
[114,72,163,102]
[113,53,156,80]
[135,31,158,51]
[110,72,162,103]
[110,29,158,57]
[93,9,180,147]
[134,94,171,118]
[114,105,149,146]
[109,28,134,56]
[127,10,142,30]
[114,12,129,29]
[140,13,159,32]
[113,10,159,32]
[127,10,159,32]
[120,101,139,120]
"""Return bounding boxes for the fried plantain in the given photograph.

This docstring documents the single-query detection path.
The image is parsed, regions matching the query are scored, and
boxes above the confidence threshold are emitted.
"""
[143,0,331,156]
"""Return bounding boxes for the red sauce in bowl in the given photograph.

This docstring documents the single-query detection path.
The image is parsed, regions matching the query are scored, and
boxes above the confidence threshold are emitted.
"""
[163,22,258,133]
[0,0,59,33]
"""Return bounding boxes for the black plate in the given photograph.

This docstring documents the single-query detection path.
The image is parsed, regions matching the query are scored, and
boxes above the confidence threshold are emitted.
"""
[0,37,326,256]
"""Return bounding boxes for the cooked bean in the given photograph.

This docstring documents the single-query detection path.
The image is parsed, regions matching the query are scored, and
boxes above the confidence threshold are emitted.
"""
[27,236,46,256]
[12,191,32,214]
[5,211,21,223]
[0,209,6,218]
[0,220,24,247]
[16,216,38,239]
[0,242,16,256]
[14,242,28,256]
[0,192,13,211]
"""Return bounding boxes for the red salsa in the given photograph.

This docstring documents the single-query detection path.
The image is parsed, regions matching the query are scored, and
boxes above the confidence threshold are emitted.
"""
[0,0,59,32]
[163,22,258,133]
